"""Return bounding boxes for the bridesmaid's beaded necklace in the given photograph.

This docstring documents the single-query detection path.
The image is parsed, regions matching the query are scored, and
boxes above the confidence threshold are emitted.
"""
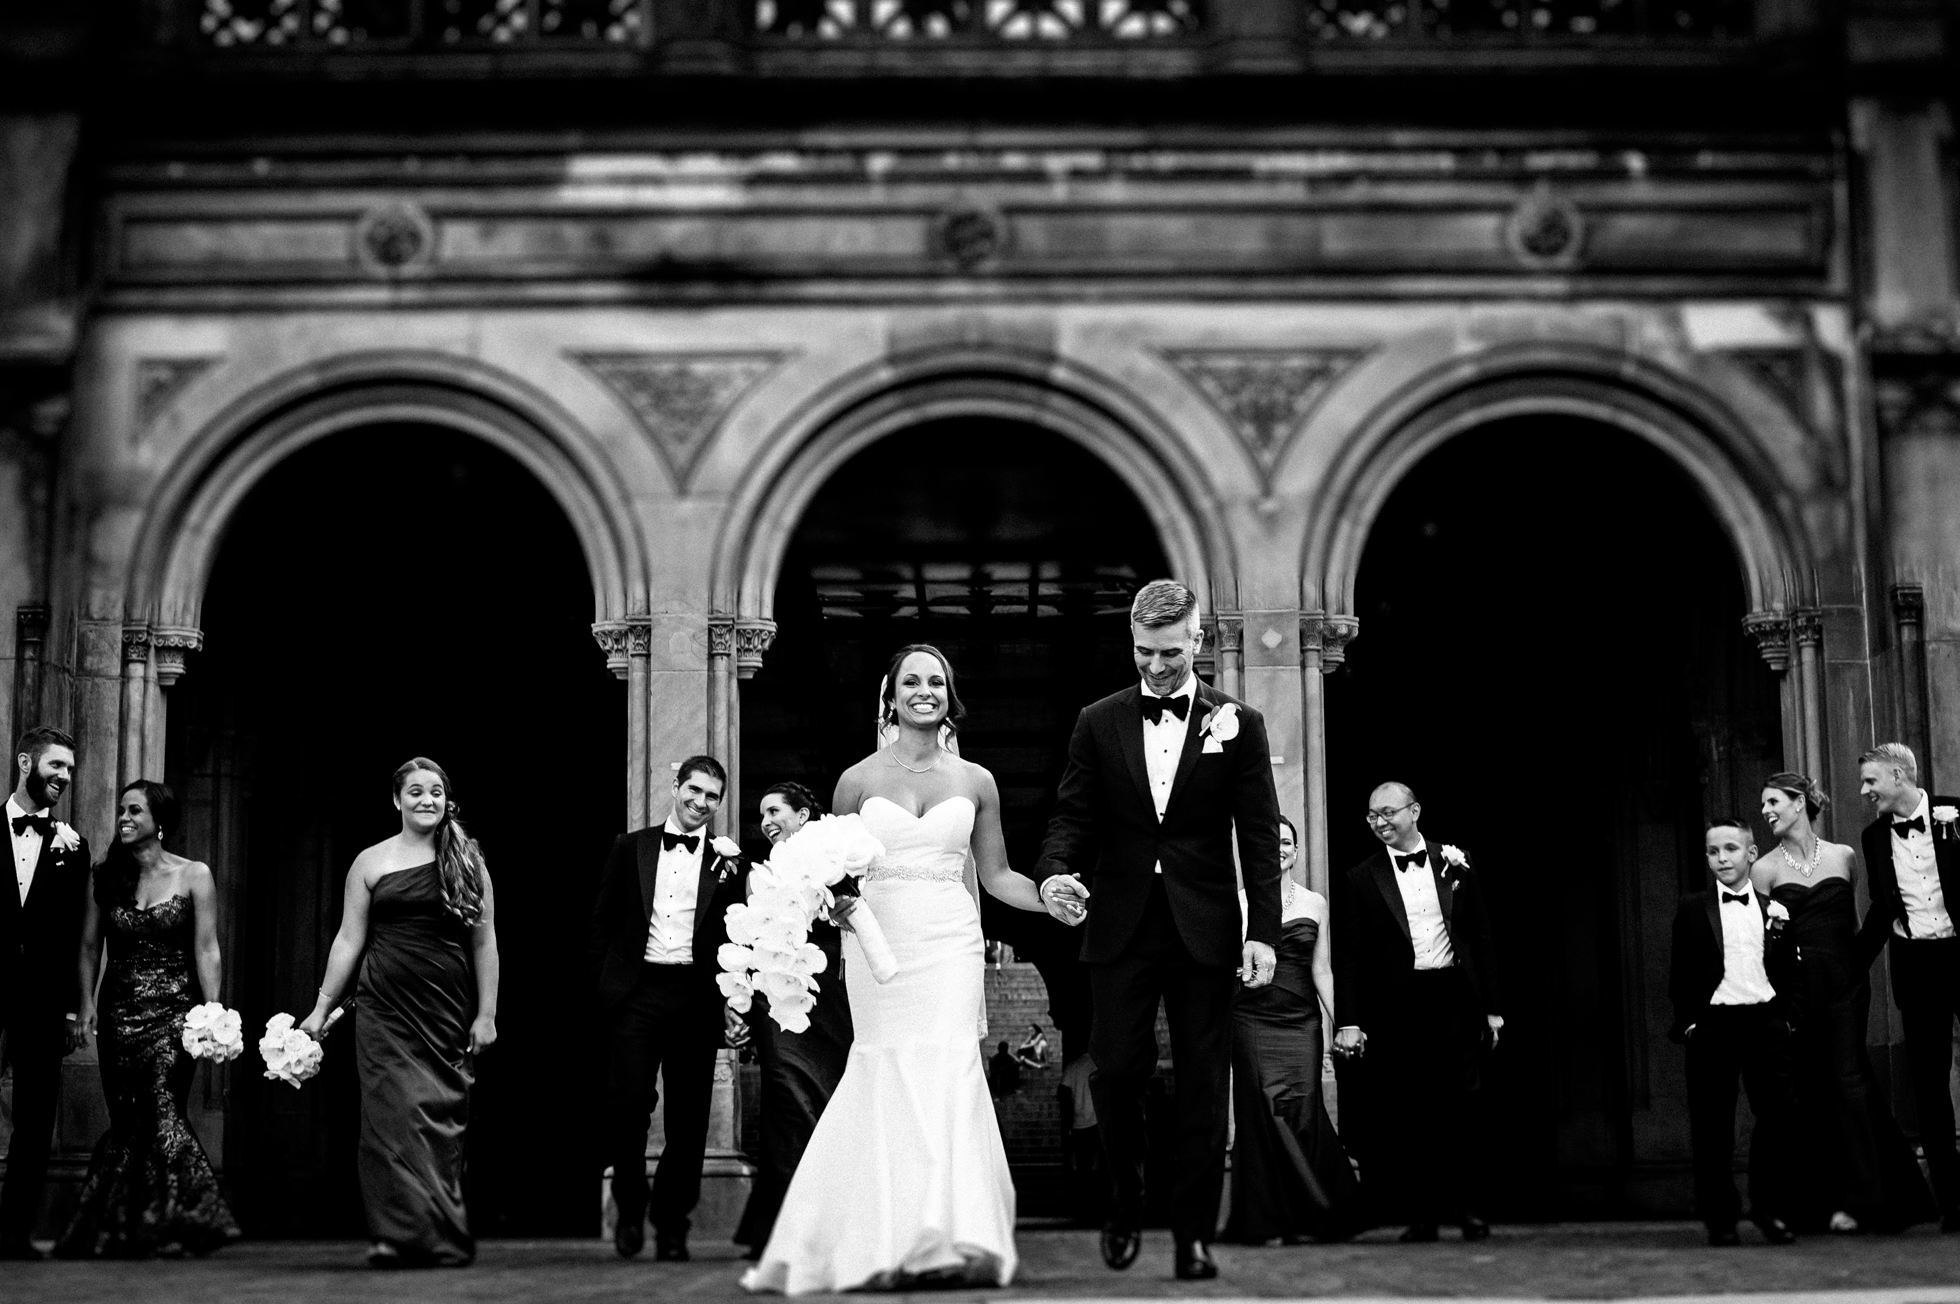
[1782,836,1821,879]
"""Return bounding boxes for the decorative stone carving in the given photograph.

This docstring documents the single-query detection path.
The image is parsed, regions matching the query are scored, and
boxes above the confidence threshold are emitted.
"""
[1873,368,1960,440]
[734,619,777,680]
[1506,191,1585,269]
[1318,616,1359,671]
[625,620,652,658]
[1892,583,1925,626]
[573,351,789,491]
[592,621,631,678]
[1742,611,1792,672]
[1790,608,1824,648]
[708,616,736,658]
[354,202,435,275]
[121,625,152,666]
[1214,615,1244,652]
[1719,344,1847,482]
[934,206,1008,271]
[1162,349,1371,483]
[151,627,204,689]
[16,604,49,647]
[135,357,221,429]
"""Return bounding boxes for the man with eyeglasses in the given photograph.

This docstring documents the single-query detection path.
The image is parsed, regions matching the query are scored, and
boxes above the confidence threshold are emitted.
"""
[1331,782,1501,1243]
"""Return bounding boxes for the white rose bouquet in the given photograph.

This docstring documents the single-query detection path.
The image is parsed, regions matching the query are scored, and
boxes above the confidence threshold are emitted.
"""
[719,814,895,1033]
[181,1002,245,1063]
[259,1012,326,1088]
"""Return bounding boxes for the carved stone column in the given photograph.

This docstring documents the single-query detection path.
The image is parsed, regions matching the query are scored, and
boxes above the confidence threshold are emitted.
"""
[1743,612,1801,773]
[12,604,48,749]
[150,627,202,690]
[1893,584,1932,788]
[1214,614,1244,701]
[708,617,737,836]
[119,625,152,787]
[734,619,776,681]
[1792,609,1826,791]
[1297,613,1358,897]
[595,619,656,829]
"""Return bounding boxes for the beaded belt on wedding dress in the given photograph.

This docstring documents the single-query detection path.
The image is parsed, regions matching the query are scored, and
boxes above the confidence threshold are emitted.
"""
[862,859,966,884]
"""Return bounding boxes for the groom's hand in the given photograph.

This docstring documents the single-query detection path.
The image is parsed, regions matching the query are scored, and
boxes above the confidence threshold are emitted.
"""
[1240,940,1277,987]
[1040,875,1089,926]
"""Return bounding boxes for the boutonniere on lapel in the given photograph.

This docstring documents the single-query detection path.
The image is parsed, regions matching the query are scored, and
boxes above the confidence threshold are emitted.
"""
[711,836,743,882]
[1438,844,1470,888]
[50,822,81,855]
[1198,703,1240,755]
[1765,899,1790,936]
[1934,806,1958,842]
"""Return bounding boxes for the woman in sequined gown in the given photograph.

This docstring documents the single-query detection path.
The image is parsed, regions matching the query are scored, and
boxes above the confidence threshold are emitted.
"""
[300,758,499,1268]
[57,781,239,1259]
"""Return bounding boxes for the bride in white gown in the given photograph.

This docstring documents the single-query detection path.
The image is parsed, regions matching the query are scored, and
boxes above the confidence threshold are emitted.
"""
[743,644,1084,1295]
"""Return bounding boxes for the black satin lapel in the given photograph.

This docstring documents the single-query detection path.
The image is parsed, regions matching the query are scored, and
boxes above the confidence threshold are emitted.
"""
[1371,854,1412,943]
[1704,891,1723,961]
[1164,684,1211,813]
[21,841,60,912]
[1115,688,1153,814]
[692,845,718,956]
[638,831,659,921]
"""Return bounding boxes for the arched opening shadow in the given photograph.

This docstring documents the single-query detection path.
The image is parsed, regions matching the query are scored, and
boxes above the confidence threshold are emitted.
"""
[1324,414,1783,1220]
[165,424,625,1237]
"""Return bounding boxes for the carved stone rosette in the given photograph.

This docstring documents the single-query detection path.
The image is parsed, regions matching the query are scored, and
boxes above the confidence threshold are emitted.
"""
[121,625,152,667]
[734,620,777,680]
[151,627,204,689]
[1742,612,1793,672]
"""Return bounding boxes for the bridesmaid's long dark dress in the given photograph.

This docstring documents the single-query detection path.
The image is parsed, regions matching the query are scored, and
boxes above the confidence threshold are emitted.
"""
[358,863,477,1265]
[1223,914,1364,1243]
[1772,877,1936,1231]
[56,894,241,1258]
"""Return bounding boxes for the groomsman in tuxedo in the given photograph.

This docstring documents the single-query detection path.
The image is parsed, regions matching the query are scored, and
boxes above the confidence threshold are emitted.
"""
[0,726,88,1258]
[1856,743,1960,1229]
[591,755,750,1261]
[1669,816,1799,1246]
[1332,782,1500,1242]
[1037,579,1284,1281]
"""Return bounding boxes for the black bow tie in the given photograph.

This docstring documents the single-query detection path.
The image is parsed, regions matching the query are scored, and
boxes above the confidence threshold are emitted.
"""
[1139,694,1190,725]
[1895,816,1927,835]
[1395,849,1428,872]
[11,813,50,840]
[661,830,700,854]
[1722,891,1752,906]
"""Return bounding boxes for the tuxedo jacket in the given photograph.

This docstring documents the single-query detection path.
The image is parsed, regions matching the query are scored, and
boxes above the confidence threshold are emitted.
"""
[0,827,90,1027]
[1035,680,1283,968]
[589,826,749,1011]
[1857,794,1960,980]
[1667,888,1796,1043]
[1331,845,1500,1035]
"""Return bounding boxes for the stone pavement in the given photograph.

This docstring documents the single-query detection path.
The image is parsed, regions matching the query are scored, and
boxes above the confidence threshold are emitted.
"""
[9,1225,1960,1304]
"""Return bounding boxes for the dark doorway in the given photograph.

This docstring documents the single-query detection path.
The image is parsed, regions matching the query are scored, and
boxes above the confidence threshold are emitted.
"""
[166,423,624,1237]
[1324,414,1783,1219]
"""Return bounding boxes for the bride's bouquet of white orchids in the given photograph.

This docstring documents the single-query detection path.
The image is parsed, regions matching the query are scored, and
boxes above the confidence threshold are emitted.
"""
[719,814,897,1032]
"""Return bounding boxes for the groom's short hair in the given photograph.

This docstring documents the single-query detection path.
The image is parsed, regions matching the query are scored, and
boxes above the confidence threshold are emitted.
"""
[675,754,726,790]
[1858,743,1918,783]
[1131,580,1198,630]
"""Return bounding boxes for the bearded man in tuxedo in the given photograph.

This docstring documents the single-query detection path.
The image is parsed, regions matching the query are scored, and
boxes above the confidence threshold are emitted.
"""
[1332,781,1500,1242]
[1036,579,1283,1281]
[1857,743,1960,1229]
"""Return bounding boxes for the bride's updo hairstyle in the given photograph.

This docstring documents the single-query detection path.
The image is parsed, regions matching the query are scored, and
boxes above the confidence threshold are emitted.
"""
[392,756,488,925]
[880,643,967,737]
[1766,770,1830,820]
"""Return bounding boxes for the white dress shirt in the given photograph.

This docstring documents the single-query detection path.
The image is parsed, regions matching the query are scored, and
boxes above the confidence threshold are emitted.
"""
[1709,882,1778,1006]
[8,794,47,907]
[643,816,705,965]
[1891,791,1953,940]
[1391,839,1455,970]
[1141,676,1197,876]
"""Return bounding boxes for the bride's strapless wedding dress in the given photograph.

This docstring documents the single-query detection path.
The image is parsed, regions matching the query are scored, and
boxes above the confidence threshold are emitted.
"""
[742,795,1017,1294]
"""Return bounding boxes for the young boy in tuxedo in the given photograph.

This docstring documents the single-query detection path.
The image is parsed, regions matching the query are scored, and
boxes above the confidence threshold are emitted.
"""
[1669,816,1800,1246]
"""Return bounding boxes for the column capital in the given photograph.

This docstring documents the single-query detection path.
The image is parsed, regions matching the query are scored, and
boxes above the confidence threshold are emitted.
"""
[1790,607,1825,648]
[1213,613,1244,651]
[15,603,49,643]
[734,619,777,680]
[151,627,203,689]
[593,619,654,680]
[1891,583,1925,626]
[1742,611,1792,672]
[708,615,737,659]
[121,624,152,666]
[1300,612,1360,672]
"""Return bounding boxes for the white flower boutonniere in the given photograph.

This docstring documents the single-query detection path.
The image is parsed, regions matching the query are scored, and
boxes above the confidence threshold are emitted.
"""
[1437,844,1469,889]
[1765,899,1790,935]
[1199,703,1241,755]
[712,836,743,879]
[1439,844,1468,870]
[50,822,80,854]
[1934,806,1958,841]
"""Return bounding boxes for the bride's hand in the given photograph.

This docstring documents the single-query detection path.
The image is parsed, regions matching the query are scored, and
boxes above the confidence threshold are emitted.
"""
[1041,875,1089,927]
[830,895,860,932]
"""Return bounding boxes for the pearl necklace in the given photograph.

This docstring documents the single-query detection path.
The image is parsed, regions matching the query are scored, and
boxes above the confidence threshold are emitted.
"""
[1782,837,1821,879]
[888,751,939,775]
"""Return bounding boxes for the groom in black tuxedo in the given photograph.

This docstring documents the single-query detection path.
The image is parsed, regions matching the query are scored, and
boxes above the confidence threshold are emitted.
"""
[1332,782,1500,1242]
[1036,579,1283,1281]
[0,725,89,1258]
[591,754,750,1261]
[1856,743,1960,1228]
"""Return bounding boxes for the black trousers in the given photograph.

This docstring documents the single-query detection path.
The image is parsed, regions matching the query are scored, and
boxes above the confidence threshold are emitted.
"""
[1685,1002,1800,1230]
[0,1011,64,1247]
[1089,878,1237,1244]
[1365,966,1482,1227]
[1895,938,1960,1213]
[605,963,722,1240]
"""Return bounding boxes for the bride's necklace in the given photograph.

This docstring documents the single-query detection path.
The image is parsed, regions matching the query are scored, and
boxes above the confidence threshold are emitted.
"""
[888,750,939,775]
[1782,837,1821,879]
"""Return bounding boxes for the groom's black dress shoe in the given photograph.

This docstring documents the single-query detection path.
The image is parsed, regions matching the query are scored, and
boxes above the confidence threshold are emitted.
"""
[1755,1218,1797,1245]
[613,1215,644,1259]
[1174,1241,1218,1280]
[654,1237,690,1262]
[1706,1225,1741,1247]
[1461,1216,1490,1242]
[1398,1224,1439,1243]
[1100,1223,1141,1270]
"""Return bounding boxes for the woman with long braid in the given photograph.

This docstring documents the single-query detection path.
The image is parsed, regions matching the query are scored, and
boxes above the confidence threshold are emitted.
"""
[300,758,500,1267]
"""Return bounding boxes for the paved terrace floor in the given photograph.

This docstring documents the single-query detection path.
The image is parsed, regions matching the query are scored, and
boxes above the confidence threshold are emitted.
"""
[9,1224,1960,1303]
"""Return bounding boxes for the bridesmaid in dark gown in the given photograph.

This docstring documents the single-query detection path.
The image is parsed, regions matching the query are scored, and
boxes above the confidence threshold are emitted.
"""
[301,757,500,1268]
[1757,772,1935,1234]
[58,780,240,1258]
[1224,818,1363,1244]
